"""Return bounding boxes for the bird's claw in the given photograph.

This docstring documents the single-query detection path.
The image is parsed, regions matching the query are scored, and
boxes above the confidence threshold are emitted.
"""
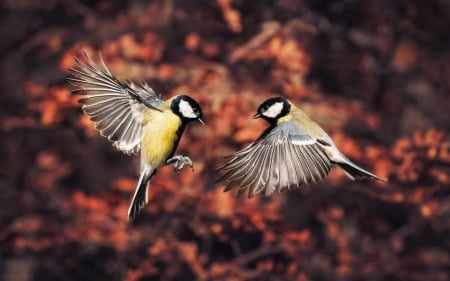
[167,155,194,172]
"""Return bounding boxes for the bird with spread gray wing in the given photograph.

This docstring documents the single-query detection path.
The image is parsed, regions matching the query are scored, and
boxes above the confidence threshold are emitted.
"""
[217,97,386,198]
[67,52,204,220]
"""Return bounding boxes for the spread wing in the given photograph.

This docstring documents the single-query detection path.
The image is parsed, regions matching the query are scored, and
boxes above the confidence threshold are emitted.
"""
[67,51,163,155]
[217,122,333,198]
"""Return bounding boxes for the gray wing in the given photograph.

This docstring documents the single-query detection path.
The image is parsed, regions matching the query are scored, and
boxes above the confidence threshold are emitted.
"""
[218,122,333,198]
[67,51,163,155]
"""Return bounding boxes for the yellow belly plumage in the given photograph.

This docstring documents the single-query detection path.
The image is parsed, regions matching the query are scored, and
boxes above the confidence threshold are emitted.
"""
[141,109,182,167]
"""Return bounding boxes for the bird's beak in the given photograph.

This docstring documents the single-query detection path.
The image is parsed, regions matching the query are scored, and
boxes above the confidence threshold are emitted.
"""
[197,118,205,125]
[252,113,261,119]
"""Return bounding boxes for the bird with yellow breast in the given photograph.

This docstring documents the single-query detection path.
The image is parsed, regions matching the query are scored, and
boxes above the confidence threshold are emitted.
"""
[217,97,386,198]
[67,52,204,220]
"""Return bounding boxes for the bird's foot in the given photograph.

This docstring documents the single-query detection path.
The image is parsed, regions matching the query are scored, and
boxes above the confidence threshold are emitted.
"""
[166,155,194,172]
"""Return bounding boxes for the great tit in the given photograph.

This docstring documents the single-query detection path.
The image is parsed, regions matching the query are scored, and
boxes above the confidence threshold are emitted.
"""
[67,52,204,220]
[217,97,386,198]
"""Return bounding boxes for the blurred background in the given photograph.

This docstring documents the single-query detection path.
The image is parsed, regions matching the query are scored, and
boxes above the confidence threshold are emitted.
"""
[1,1,449,280]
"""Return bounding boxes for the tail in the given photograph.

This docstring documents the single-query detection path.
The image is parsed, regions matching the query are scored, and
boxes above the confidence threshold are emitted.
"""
[335,154,386,182]
[128,168,156,221]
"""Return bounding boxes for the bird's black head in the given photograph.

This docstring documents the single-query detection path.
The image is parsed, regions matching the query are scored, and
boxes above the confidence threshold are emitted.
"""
[254,97,291,124]
[171,95,204,124]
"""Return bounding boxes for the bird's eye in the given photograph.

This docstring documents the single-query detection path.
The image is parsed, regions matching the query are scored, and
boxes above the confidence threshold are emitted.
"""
[193,108,199,115]
[263,105,269,111]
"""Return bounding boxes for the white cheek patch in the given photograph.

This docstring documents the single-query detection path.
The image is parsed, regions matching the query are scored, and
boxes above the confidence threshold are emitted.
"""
[262,102,283,118]
[179,99,197,118]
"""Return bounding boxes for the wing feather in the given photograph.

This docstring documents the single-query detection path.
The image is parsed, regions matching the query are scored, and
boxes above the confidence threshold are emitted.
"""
[67,51,163,154]
[248,144,271,196]
[251,145,275,192]
[267,143,281,195]
[218,121,333,197]
[282,142,295,188]
[301,145,319,182]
